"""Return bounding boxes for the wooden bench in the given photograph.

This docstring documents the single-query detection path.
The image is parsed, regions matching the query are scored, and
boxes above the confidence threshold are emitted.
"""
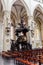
[15,58,37,65]
[2,51,11,58]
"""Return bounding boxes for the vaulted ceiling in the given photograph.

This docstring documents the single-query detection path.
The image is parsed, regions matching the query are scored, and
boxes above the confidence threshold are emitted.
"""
[33,6,43,23]
[11,0,28,25]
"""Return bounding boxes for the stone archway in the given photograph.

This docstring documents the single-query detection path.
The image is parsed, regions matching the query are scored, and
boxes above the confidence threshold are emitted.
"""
[33,4,43,48]
[10,0,30,42]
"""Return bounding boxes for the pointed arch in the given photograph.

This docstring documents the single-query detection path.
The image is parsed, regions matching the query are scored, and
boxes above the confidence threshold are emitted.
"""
[11,0,30,17]
[10,0,30,41]
[33,4,43,48]
[33,4,43,23]
[11,0,30,26]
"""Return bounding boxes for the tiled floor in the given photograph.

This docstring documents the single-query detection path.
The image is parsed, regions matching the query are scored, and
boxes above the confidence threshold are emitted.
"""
[0,55,43,65]
[0,56,24,65]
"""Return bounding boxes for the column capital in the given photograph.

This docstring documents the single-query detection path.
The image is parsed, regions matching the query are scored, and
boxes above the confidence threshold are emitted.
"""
[29,16,33,19]
[3,10,11,17]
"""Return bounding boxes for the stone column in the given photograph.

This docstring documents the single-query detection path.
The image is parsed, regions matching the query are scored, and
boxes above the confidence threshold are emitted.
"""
[28,16,34,44]
[28,16,37,49]
[26,16,31,43]
[3,11,11,51]
[1,0,17,51]
[41,23,43,47]
[11,25,14,40]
